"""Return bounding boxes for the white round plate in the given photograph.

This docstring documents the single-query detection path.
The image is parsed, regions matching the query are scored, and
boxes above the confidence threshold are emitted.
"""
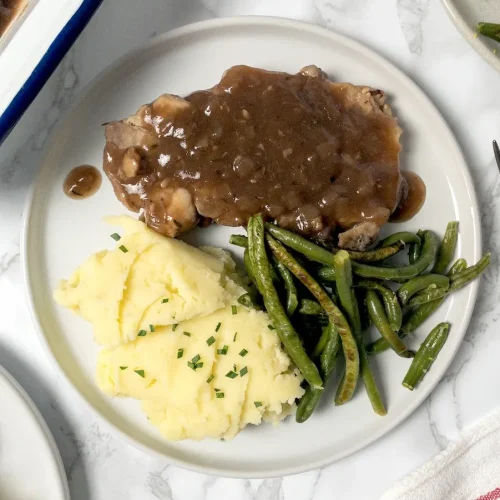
[0,365,69,499]
[22,17,481,477]
[442,0,500,72]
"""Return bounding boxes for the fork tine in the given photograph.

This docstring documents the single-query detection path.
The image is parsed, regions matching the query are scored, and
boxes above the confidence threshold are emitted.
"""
[494,140,500,171]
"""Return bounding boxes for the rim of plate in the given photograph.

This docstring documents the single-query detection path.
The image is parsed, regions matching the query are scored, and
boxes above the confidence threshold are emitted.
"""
[21,16,481,478]
[0,365,70,499]
[441,0,500,73]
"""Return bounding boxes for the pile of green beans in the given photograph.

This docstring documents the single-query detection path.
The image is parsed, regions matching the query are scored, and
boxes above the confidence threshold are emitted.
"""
[231,217,490,422]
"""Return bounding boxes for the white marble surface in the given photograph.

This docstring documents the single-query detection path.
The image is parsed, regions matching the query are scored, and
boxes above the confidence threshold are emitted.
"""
[0,0,499,498]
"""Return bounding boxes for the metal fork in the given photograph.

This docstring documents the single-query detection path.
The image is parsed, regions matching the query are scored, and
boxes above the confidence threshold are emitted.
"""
[494,140,500,171]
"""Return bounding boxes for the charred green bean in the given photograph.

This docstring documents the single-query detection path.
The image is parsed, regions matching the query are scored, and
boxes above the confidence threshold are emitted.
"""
[248,215,322,388]
[266,234,359,404]
[340,241,405,262]
[335,251,386,415]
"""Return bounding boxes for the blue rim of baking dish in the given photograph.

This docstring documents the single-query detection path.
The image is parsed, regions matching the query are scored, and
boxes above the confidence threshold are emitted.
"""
[0,0,104,146]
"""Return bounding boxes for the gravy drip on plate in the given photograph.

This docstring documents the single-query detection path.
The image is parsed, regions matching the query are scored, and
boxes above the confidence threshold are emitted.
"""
[63,165,102,200]
[104,65,424,241]
[390,171,426,223]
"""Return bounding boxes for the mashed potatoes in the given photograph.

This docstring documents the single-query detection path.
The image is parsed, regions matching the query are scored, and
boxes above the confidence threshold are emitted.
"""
[54,216,304,440]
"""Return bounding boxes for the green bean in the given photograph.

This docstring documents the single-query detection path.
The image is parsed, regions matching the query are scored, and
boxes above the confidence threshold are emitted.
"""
[478,22,500,43]
[366,290,414,358]
[408,229,424,264]
[244,249,255,282]
[312,323,331,357]
[299,299,324,316]
[397,274,450,306]
[296,323,340,423]
[229,234,248,248]
[237,293,260,309]
[334,251,386,415]
[353,230,439,280]
[317,267,336,282]
[432,221,458,274]
[339,241,405,262]
[266,223,404,264]
[448,258,467,276]
[248,215,322,388]
[379,232,421,248]
[265,223,336,265]
[356,280,402,332]
[407,287,448,307]
[273,256,299,316]
[367,258,471,355]
[449,253,491,291]
[402,322,450,390]
[266,234,359,403]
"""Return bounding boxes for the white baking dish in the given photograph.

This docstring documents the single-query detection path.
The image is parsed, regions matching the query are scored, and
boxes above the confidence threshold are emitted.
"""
[0,0,103,145]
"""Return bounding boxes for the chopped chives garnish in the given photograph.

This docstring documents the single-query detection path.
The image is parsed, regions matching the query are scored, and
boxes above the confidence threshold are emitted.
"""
[119,245,128,253]
[214,388,221,392]
[216,392,225,399]
[191,354,201,364]
[183,331,191,337]
[206,374,214,383]
[233,364,237,372]
[240,366,248,377]
[134,369,145,378]
[226,371,238,379]
[119,366,128,370]
[233,332,238,342]
[267,324,275,330]
[215,322,222,332]
[149,324,155,332]
[110,233,121,241]
[254,401,262,408]
[217,345,228,355]
[188,360,203,371]
[206,336,216,346]
[137,330,147,337]
[177,348,184,359]
[162,298,169,304]
[239,349,248,357]
[172,324,179,331]
[232,305,237,315]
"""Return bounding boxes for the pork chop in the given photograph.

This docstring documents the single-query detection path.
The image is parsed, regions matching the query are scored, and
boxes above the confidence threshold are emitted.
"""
[103,65,421,249]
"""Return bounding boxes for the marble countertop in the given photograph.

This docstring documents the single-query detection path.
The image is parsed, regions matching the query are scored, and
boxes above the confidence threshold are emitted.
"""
[1,0,499,498]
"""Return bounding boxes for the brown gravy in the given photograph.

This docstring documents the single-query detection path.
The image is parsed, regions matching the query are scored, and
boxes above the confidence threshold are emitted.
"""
[0,0,25,37]
[390,171,426,222]
[104,65,424,245]
[63,165,102,199]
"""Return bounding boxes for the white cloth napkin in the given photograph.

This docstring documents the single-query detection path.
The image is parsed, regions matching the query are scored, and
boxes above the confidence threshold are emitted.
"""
[381,410,500,500]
